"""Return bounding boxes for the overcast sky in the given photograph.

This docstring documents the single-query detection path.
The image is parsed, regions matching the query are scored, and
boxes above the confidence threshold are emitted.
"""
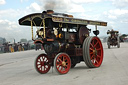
[0,0,128,42]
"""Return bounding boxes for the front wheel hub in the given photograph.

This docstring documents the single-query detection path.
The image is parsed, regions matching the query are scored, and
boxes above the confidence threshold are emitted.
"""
[62,61,66,66]
[41,61,44,66]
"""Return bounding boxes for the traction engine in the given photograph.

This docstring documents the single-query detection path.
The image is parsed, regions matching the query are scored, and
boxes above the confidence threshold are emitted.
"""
[19,10,107,74]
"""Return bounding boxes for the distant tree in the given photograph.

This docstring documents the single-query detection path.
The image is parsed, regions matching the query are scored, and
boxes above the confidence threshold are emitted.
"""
[121,34,128,37]
[20,39,27,42]
[28,40,33,43]
[0,37,6,44]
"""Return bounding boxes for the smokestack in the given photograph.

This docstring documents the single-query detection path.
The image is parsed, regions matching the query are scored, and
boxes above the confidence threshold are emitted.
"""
[47,10,54,14]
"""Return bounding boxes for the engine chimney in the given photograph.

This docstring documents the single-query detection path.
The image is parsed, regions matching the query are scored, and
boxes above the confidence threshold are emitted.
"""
[47,10,54,14]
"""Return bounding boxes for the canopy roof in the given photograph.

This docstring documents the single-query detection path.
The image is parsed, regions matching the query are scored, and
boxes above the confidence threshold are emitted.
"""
[19,11,107,27]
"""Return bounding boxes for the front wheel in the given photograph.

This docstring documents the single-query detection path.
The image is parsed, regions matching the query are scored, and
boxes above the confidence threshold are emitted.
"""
[35,54,51,74]
[54,53,71,74]
[83,36,103,68]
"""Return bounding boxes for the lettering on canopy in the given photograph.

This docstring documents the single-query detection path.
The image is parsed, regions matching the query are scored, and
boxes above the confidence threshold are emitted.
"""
[52,16,107,26]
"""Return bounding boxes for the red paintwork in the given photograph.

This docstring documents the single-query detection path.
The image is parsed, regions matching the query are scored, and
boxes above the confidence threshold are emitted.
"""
[89,37,103,67]
[55,53,71,74]
[35,54,51,74]
[34,40,44,44]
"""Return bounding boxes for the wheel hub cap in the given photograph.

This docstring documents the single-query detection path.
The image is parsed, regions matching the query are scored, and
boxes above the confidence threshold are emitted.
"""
[41,61,44,65]
[62,61,66,66]
[93,48,97,55]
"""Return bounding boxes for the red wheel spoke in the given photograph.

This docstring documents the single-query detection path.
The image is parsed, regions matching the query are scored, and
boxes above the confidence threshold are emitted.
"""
[96,48,101,51]
[92,39,95,45]
[91,58,98,64]
[64,66,67,70]
[90,43,94,48]
[44,65,45,71]
[89,47,93,51]
[40,57,43,61]
[94,42,98,47]
[41,66,43,71]
[38,65,41,68]
[42,56,45,61]
[63,56,65,61]
[65,65,68,67]
[38,64,41,67]
[39,67,41,71]
[60,66,63,71]
[58,64,62,66]
[91,59,95,64]
[65,60,68,63]
[57,65,60,69]
[94,58,98,64]
[37,59,39,62]
[90,52,93,55]
[58,58,62,63]
[37,62,41,65]
[90,55,94,59]
[57,62,62,66]
[97,55,101,58]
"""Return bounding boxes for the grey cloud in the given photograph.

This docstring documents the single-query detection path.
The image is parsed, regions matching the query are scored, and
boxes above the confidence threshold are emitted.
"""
[0,20,31,42]
[111,0,128,8]
[0,0,6,5]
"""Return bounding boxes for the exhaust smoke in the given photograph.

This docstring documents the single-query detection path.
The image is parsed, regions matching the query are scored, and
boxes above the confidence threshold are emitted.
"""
[38,0,71,13]
[44,1,56,10]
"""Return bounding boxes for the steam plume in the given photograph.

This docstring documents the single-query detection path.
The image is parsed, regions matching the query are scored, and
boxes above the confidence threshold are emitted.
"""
[38,0,70,13]
[44,0,56,10]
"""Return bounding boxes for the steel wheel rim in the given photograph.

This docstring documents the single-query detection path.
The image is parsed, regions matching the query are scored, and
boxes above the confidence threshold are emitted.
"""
[35,54,50,74]
[55,53,71,74]
[89,37,103,67]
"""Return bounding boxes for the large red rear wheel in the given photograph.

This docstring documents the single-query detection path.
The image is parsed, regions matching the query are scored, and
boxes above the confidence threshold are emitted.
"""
[54,53,71,74]
[35,54,51,74]
[83,36,103,67]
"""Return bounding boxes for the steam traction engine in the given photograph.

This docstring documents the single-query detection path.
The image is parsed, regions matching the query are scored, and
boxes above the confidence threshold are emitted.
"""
[19,10,107,74]
[107,29,120,48]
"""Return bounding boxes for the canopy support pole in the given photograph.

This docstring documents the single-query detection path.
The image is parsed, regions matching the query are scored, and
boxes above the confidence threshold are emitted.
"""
[43,19,46,38]
[95,25,97,30]
[31,20,34,40]
[95,25,98,36]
